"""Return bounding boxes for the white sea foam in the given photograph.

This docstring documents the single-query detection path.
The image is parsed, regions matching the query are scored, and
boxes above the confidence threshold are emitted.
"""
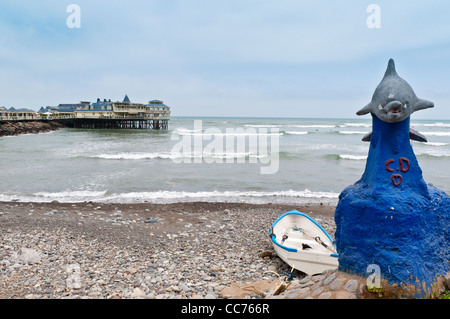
[101,189,340,204]
[424,142,448,146]
[416,150,450,157]
[339,154,367,160]
[338,131,368,135]
[285,131,308,135]
[33,190,108,199]
[290,125,335,128]
[244,124,282,128]
[174,128,203,133]
[209,152,270,159]
[177,131,283,136]
[0,189,339,204]
[423,122,450,128]
[338,123,372,128]
[0,190,110,203]
[422,132,450,136]
[95,153,176,160]
[93,151,269,161]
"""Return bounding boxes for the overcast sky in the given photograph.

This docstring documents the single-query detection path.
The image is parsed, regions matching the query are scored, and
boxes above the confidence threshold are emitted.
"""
[1,1,450,119]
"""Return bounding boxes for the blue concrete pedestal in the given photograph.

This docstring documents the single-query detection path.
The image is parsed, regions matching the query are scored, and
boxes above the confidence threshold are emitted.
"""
[335,115,450,297]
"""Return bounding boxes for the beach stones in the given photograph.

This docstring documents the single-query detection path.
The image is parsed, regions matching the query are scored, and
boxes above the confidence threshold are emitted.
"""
[0,202,326,299]
[145,217,158,223]
[11,248,41,265]
[1,200,445,299]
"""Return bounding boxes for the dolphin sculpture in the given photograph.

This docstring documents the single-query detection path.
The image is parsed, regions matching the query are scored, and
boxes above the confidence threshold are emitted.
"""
[357,59,434,142]
[334,58,450,297]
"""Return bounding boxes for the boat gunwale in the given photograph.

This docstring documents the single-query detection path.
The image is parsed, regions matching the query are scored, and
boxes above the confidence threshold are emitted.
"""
[270,210,339,258]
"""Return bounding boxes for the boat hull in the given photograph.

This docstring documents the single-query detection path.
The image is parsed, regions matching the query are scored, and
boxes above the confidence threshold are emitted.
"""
[270,210,339,275]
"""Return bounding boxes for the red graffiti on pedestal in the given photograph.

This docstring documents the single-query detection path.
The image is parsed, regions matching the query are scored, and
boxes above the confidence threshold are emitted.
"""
[385,157,410,186]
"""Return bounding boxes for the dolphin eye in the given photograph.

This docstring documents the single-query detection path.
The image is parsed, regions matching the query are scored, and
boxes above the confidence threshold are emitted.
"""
[378,104,383,110]
[405,101,409,108]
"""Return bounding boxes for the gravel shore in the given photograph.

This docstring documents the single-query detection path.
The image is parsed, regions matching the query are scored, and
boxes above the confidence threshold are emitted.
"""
[1,201,447,300]
[0,200,338,299]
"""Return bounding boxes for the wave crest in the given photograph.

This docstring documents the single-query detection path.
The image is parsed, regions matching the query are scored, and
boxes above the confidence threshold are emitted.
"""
[0,189,339,204]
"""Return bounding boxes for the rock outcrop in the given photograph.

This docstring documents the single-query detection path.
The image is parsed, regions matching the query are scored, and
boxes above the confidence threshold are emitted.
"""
[0,121,65,137]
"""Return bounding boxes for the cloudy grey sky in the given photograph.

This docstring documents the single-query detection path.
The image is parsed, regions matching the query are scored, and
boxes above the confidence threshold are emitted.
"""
[1,1,450,119]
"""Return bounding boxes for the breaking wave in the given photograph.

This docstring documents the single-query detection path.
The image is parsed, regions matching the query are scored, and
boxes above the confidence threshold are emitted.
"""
[422,132,450,136]
[91,151,270,161]
[0,189,339,204]
[339,154,367,160]
[243,124,283,128]
[176,131,284,137]
[289,124,335,128]
[423,122,450,128]
[338,123,372,128]
[337,131,369,135]
[284,131,308,135]
[424,142,448,146]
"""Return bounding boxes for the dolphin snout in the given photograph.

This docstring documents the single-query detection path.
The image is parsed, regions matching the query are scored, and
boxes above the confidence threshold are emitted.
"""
[384,100,403,113]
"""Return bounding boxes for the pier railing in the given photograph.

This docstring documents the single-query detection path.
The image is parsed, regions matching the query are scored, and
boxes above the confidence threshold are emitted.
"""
[0,114,170,121]
[0,113,170,130]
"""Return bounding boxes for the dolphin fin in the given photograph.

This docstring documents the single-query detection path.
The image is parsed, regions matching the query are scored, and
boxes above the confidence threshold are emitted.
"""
[357,103,373,116]
[362,132,372,142]
[409,128,428,142]
[361,128,428,143]
[413,99,434,112]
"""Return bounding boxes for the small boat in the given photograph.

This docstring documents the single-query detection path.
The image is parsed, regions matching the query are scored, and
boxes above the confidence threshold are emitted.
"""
[270,210,339,275]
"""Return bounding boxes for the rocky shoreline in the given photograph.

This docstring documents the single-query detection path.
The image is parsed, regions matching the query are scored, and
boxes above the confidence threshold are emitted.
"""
[0,121,64,137]
[0,201,448,300]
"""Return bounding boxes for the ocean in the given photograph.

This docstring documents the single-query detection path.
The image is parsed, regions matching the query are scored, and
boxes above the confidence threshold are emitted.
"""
[0,117,449,205]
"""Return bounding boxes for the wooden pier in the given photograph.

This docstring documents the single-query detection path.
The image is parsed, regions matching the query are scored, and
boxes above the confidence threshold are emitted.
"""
[64,117,169,130]
[0,117,169,131]
[0,96,171,131]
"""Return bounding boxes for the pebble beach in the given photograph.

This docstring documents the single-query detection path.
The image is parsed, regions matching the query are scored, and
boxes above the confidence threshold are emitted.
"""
[0,200,340,299]
[2,200,447,300]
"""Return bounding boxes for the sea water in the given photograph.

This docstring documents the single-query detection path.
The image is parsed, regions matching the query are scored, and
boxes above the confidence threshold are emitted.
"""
[0,117,449,204]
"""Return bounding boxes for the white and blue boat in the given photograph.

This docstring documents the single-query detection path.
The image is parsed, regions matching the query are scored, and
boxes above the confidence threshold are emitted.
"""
[270,210,339,275]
